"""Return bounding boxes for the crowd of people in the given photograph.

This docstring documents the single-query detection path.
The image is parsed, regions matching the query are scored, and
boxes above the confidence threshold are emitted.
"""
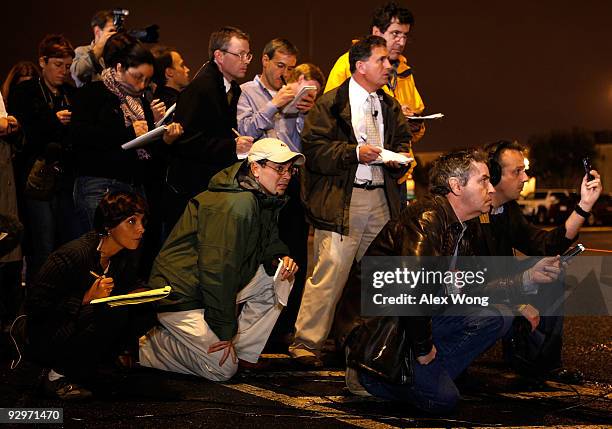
[0,2,603,413]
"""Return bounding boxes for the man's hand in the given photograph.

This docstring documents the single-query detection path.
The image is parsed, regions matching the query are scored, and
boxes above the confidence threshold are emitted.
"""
[92,29,117,59]
[416,345,437,365]
[577,170,602,212]
[0,116,19,136]
[526,256,561,284]
[401,104,415,118]
[279,256,298,282]
[208,340,238,367]
[518,304,540,332]
[272,85,296,109]
[296,91,316,113]
[150,99,166,124]
[56,109,72,125]
[82,276,114,305]
[358,145,382,164]
[236,135,254,154]
[163,122,184,145]
[133,120,149,137]
[384,151,411,169]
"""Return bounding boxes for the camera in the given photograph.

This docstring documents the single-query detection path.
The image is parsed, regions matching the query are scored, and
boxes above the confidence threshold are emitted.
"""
[112,8,160,44]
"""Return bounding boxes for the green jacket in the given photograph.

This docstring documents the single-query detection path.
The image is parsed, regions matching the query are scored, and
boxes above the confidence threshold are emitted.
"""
[150,162,289,340]
[301,78,413,236]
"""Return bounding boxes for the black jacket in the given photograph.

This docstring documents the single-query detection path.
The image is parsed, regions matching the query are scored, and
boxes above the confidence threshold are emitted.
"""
[469,200,574,256]
[167,61,241,196]
[9,78,74,173]
[340,195,470,359]
[69,81,154,184]
[300,78,412,235]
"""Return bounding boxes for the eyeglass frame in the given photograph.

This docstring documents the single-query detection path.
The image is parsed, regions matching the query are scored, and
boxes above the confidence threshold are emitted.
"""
[387,30,412,42]
[257,160,299,177]
[221,49,253,63]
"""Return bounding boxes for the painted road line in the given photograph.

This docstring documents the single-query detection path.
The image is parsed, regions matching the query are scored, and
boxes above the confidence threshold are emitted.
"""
[225,383,397,429]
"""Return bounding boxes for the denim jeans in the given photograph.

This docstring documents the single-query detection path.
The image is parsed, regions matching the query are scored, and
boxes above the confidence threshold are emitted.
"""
[73,176,145,235]
[358,306,512,413]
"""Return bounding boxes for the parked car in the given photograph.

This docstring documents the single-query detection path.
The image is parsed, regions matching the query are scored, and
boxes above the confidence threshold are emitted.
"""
[518,189,576,224]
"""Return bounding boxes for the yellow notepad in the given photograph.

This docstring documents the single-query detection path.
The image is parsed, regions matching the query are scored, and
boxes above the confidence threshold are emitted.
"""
[90,286,171,307]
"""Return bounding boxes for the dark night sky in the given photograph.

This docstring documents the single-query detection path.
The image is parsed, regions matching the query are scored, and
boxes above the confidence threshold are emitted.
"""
[3,0,611,151]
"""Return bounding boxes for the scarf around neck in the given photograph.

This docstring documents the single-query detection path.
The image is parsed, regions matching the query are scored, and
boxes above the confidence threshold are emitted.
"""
[101,68,145,128]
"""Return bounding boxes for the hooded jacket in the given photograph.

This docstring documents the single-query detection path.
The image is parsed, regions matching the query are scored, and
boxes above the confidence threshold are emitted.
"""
[150,161,289,341]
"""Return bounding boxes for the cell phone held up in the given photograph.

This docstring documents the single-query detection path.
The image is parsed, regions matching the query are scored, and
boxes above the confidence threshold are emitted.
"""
[582,157,594,181]
[560,243,585,264]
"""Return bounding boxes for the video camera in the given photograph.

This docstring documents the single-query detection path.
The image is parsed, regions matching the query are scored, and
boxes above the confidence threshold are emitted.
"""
[112,8,160,44]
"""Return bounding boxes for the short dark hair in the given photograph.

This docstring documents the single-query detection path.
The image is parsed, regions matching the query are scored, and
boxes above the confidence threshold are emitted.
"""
[288,63,326,97]
[90,10,113,29]
[372,2,415,33]
[103,32,154,69]
[151,45,175,86]
[483,140,525,165]
[349,35,387,73]
[208,26,249,60]
[38,34,75,60]
[429,150,487,195]
[93,191,148,235]
[262,38,299,60]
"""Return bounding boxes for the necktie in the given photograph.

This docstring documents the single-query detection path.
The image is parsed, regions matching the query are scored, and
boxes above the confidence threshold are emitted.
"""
[366,94,385,185]
[227,86,234,105]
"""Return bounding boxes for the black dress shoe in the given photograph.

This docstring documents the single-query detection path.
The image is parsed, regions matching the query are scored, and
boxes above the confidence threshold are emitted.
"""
[547,367,585,384]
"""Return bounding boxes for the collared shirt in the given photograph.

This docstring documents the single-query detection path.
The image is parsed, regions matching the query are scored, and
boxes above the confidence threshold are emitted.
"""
[348,77,384,183]
[237,75,304,152]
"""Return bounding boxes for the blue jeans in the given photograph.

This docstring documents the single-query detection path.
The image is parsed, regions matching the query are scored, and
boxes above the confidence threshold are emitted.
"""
[359,306,512,413]
[73,176,145,235]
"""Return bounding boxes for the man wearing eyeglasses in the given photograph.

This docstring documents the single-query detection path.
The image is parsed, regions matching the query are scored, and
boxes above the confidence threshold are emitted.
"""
[325,2,425,142]
[237,38,317,350]
[288,35,412,367]
[140,138,302,381]
[164,26,255,233]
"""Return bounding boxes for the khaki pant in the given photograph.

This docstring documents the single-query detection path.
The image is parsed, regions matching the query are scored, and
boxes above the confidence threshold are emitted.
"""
[290,188,389,358]
[139,265,283,381]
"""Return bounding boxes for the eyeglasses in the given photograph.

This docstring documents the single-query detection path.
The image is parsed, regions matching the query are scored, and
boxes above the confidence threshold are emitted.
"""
[388,30,412,42]
[261,162,298,177]
[126,68,151,85]
[221,50,253,63]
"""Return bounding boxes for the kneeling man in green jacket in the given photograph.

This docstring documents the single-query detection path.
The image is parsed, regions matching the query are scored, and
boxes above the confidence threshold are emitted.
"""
[140,138,302,381]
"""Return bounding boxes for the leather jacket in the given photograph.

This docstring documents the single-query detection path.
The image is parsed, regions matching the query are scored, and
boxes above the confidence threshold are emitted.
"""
[338,194,471,358]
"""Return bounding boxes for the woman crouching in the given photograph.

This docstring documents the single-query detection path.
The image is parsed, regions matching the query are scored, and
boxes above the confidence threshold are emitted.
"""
[26,190,155,400]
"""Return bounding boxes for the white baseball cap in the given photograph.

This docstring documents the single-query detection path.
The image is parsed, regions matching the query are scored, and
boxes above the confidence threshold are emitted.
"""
[247,138,305,165]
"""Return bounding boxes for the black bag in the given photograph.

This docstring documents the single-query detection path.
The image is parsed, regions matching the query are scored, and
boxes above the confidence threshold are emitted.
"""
[346,316,413,385]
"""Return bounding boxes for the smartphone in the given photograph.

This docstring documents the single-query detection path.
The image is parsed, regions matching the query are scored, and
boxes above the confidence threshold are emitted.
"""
[560,243,585,263]
[582,157,594,181]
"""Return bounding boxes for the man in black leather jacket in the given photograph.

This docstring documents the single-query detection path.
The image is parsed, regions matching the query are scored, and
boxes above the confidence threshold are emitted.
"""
[343,150,511,413]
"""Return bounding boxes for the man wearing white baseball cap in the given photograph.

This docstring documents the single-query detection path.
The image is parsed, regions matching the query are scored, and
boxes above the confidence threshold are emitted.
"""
[140,138,302,381]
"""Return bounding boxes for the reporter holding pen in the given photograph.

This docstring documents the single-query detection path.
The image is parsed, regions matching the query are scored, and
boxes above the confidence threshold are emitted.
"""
[70,32,182,236]
[26,191,156,401]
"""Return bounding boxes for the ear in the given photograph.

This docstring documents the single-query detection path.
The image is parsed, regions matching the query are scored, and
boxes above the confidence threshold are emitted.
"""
[38,57,46,69]
[213,49,224,64]
[355,60,367,75]
[165,67,174,81]
[448,177,462,195]
[262,54,270,66]
[93,26,102,39]
[372,26,384,37]
[250,162,261,178]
